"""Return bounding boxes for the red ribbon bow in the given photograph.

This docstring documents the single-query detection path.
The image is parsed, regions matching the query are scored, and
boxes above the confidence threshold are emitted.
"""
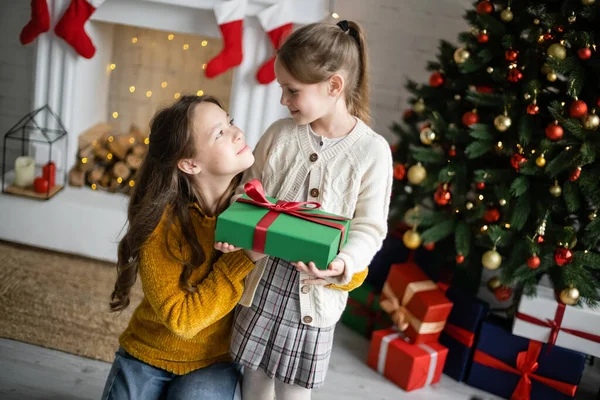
[238,180,349,253]
[473,340,578,400]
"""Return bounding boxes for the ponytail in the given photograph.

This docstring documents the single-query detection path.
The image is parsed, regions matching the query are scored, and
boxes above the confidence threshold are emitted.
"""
[347,21,370,125]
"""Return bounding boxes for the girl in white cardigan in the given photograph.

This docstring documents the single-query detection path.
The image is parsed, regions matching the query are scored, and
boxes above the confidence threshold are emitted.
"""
[228,20,393,400]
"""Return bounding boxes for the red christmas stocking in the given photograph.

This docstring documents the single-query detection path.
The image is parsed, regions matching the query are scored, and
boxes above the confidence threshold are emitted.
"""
[205,0,247,79]
[20,0,51,45]
[54,0,105,59]
[256,0,294,84]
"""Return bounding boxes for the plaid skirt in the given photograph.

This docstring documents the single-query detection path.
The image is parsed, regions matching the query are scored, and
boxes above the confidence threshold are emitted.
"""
[230,257,335,389]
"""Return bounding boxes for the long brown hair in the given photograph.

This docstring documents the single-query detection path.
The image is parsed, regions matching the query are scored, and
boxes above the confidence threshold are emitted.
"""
[110,95,239,312]
[277,21,370,124]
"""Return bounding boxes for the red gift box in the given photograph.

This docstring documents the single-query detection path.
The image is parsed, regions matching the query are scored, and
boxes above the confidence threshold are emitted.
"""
[380,261,453,344]
[367,328,448,391]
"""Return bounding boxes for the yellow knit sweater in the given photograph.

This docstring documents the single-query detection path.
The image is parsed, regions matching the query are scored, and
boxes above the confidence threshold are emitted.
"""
[119,204,368,375]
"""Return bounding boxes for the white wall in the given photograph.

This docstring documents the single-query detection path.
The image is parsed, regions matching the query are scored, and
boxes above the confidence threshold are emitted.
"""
[332,0,473,143]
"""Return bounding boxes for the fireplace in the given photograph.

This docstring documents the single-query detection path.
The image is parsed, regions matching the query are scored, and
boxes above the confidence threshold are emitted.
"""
[0,0,326,261]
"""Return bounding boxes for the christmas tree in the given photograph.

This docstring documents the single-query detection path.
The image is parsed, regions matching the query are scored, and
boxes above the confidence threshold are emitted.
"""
[390,0,600,306]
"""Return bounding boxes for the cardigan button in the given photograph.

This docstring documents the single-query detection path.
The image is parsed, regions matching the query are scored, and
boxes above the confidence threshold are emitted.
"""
[310,188,319,198]
[309,153,318,162]
[303,316,313,324]
[301,285,310,294]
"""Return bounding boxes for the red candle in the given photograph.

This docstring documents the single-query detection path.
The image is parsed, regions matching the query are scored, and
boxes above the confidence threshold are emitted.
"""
[34,177,49,194]
[43,162,56,188]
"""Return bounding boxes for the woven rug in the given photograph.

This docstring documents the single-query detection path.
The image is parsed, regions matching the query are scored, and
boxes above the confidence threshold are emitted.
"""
[0,241,142,363]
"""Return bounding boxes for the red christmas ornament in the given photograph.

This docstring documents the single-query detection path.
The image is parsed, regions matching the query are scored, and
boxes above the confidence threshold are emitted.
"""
[577,48,592,60]
[483,208,501,223]
[527,255,541,269]
[543,33,553,41]
[505,49,519,61]
[424,242,435,251]
[434,184,452,206]
[494,286,513,301]
[554,247,573,266]
[476,86,494,93]
[476,1,494,14]
[511,154,527,171]
[507,69,523,83]
[569,166,582,182]
[402,109,416,122]
[462,111,479,126]
[569,100,588,118]
[545,123,564,141]
[477,33,489,43]
[537,235,545,243]
[448,145,457,157]
[456,254,465,264]
[393,163,406,180]
[476,182,486,190]
[429,71,445,87]
[527,103,540,115]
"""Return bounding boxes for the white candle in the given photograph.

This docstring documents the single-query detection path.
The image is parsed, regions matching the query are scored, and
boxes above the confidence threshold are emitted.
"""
[14,156,35,188]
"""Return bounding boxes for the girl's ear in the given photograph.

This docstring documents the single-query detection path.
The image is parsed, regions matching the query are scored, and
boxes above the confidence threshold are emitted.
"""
[177,159,201,175]
[328,73,345,97]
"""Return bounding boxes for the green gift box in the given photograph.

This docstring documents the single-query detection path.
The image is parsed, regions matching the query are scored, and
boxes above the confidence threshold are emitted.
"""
[215,181,350,270]
[341,283,392,338]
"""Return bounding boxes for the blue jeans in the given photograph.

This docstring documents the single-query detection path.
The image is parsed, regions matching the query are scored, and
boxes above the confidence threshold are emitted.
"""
[102,348,241,400]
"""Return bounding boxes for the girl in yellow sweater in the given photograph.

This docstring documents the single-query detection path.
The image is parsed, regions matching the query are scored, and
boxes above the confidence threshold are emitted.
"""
[101,95,261,399]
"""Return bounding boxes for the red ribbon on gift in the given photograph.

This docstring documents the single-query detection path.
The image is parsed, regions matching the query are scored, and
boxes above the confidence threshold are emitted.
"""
[516,303,600,350]
[237,180,349,253]
[473,340,578,400]
[347,292,388,336]
[444,323,475,348]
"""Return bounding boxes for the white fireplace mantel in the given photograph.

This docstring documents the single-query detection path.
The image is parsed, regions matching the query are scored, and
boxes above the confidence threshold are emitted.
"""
[0,0,326,262]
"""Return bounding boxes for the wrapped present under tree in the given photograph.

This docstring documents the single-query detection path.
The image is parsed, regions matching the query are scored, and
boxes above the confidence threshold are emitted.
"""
[341,282,392,338]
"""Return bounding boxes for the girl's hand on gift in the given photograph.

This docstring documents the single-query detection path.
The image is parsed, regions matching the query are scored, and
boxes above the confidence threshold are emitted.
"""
[293,260,345,282]
[214,242,240,253]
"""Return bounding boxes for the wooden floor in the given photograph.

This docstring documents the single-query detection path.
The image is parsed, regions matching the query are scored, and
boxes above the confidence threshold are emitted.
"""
[1,324,598,400]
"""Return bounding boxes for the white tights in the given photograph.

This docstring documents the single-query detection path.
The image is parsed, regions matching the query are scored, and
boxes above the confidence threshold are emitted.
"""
[242,368,312,400]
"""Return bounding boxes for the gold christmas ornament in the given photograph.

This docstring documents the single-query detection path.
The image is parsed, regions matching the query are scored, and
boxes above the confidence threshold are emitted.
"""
[494,114,512,132]
[414,99,426,114]
[407,163,427,185]
[547,43,567,60]
[568,14,577,23]
[550,182,562,197]
[420,127,437,145]
[533,18,540,25]
[482,249,502,270]
[547,72,558,82]
[589,211,597,221]
[582,113,600,130]
[581,0,596,5]
[499,199,507,206]
[559,287,580,305]
[402,230,422,250]
[487,66,494,74]
[487,277,502,291]
[404,206,420,226]
[454,47,470,64]
[466,202,474,210]
[500,8,514,22]
[536,154,546,167]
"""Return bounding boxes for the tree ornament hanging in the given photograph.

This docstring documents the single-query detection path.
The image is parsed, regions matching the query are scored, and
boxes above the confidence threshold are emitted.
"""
[423,242,435,251]
[477,30,489,43]
[527,103,540,115]
[568,14,576,23]
[420,127,437,145]
[578,47,592,60]
[589,211,597,221]
[569,166,582,182]
[483,208,500,223]
[494,286,513,301]
[429,71,445,87]
[554,247,573,266]
[404,206,420,226]
[499,199,507,206]
[476,182,485,190]
[511,154,527,171]
[545,122,564,140]
[582,112,600,130]
[466,201,475,210]
[482,249,502,270]
[494,113,512,131]
[456,254,465,264]
[462,110,479,126]
[500,7,513,22]
[414,99,426,113]
[547,71,558,82]
[402,229,422,249]
[488,277,502,291]
[505,49,519,61]
[393,163,406,180]
[550,181,562,197]
[448,145,457,157]
[560,287,580,305]
[527,255,541,269]
[407,163,427,185]
[569,100,588,118]
[536,154,546,167]
[434,183,452,206]
[454,48,470,64]
[476,1,494,14]
[537,235,545,243]
[508,69,523,82]
[547,43,567,60]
